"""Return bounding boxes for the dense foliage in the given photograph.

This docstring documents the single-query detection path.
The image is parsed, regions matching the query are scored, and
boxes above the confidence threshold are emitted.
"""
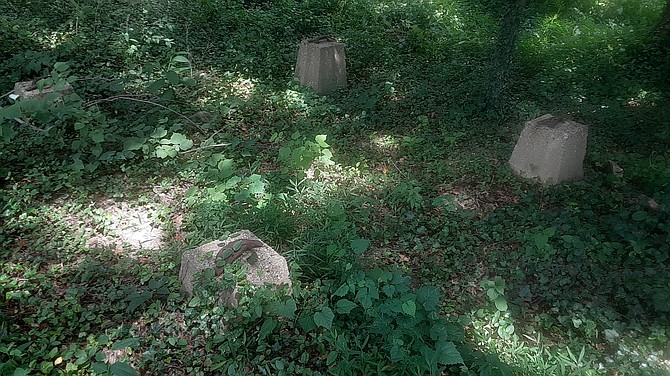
[1,0,668,374]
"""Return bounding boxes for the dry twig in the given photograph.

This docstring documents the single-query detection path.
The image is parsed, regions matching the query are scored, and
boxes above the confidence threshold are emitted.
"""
[84,95,206,134]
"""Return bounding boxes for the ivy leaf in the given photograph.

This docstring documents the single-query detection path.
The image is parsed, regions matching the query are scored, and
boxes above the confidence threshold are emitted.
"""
[299,313,317,332]
[123,137,145,151]
[326,351,338,366]
[182,77,197,86]
[249,180,266,195]
[275,299,297,319]
[71,157,85,171]
[334,283,349,297]
[166,70,180,85]
[91,145,103,157]
[172,55,190,64]
[179,138,193,151]
[217,159,235,178]
[1,124,17,142]
[631,211,647,221]
[313,307,334,330]
[150,128,167,138]
[0,103,22,119]
[494,296,508,311]
[147,79,165,94]
[111,338,140,350]
[258,318,278,341]
[350,238,370,255]
[54,61,70,72]
[335,299,357,314]
[109,362,138,376]
[401,300,416,317]
[435,341,463,365]
[315,134,329,147]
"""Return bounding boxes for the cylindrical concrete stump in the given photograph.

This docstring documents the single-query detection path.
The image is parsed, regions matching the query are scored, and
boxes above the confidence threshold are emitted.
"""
[295,36,347,94]
[509,114,589,184]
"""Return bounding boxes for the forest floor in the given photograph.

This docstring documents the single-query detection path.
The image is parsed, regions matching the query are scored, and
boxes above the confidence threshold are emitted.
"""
[1,0,669,375]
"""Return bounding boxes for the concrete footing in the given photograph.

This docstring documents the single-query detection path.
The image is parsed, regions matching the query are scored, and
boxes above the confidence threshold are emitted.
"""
[509,114,589,184]
[295,36,347,94]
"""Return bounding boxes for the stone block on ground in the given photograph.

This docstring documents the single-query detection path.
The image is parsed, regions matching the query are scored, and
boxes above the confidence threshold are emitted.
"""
[295,36,347,94]
[14,80,73,100]
[179,230,291,305]
[509,114,588,184]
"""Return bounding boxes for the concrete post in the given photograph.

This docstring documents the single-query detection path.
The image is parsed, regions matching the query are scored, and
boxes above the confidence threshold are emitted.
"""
[295,36,347,94]
[509,114,589,184]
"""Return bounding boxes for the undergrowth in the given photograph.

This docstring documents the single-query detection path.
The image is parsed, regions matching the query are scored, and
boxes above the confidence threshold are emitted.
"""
[1,0,668,374]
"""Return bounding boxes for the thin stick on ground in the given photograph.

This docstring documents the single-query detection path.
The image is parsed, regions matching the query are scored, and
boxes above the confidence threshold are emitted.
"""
[181,143,231,154]
[84,95,206,134]
[0,90,14,100]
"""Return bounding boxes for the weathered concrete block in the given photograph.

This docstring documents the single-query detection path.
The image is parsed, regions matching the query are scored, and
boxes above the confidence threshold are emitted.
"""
[179,230,291,305]
[14,80,73,100]
[509,114,588,184]
[295,36,347,94]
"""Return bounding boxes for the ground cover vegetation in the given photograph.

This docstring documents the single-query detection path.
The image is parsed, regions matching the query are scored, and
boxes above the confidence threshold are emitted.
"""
[0,0,669,374]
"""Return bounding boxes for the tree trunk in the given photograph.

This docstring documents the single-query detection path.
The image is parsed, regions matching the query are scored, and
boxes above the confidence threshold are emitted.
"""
[486,0,527,112]
[654,0,670,41]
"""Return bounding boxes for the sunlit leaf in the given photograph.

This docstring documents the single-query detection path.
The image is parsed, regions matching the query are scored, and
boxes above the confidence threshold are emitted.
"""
[172,55,190,64]
[315,134,329,147]
[494,296,508,311]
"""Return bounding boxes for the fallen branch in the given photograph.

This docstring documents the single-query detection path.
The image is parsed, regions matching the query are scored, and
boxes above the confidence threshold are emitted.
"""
[180,143,231,154]
[84,95,206,134]
[0,90,14,100]
[13,117,55,133]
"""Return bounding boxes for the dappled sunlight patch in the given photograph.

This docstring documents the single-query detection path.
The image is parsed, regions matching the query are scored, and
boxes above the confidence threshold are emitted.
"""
[86,202,165,253]
[303,158,369,194]
[39,185,185,257]
[40,30,77,49]
[625,88,661,108]
[277,89,311,110]
[38,198,166,256]
[194,69,257,108]
[369,133,401,155]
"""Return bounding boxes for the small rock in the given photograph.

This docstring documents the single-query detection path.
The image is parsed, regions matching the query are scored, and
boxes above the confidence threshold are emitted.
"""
[638,194,660,211]
[609,160,624,175]
[14,80,73,100]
